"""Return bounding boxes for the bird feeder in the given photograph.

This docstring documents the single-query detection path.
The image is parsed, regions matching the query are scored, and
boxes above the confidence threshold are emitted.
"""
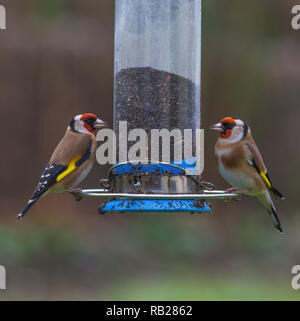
[79,0,237,212]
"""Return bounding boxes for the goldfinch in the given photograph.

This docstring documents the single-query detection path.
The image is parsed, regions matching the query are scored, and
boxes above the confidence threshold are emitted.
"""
[18,113,107,220]
[210,117,284,233]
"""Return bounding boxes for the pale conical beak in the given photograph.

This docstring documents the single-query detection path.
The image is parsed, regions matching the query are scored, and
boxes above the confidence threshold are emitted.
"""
[209,123,223,132]
[94,119,108,129]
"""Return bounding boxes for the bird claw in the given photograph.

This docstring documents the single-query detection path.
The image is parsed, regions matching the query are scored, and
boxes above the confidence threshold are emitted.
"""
[224,188,245,202]
[225,187,248,195]
[67,188,83,202]
[225,187,238,194]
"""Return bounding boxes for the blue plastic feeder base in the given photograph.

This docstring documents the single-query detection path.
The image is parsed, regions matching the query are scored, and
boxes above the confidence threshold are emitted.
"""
[98,199,211,214]
[99,161,211,214]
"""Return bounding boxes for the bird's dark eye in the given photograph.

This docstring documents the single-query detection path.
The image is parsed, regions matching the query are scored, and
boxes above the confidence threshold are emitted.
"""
[84,118,95,126]
[222,122,235,130]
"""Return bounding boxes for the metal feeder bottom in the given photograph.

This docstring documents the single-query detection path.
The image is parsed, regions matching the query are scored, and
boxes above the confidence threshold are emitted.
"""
[78,162,238,214]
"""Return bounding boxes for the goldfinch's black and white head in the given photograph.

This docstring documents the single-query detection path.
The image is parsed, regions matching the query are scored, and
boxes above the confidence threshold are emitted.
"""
[70,113,107,135]
[210,117,249,143]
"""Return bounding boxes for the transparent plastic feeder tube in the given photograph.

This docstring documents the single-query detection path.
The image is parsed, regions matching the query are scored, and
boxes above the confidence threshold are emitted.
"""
[114,0,202,174]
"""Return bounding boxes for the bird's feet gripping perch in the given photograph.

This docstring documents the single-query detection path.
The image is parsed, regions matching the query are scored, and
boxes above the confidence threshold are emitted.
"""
[67,188,83,202]
[224,188,248,202]
[225,187,249,194]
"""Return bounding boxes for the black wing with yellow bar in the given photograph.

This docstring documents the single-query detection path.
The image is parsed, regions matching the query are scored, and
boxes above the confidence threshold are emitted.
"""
[248,158,284,200]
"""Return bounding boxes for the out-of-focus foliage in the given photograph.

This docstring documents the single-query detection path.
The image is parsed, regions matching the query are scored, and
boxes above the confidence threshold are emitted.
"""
[0,0,299,300]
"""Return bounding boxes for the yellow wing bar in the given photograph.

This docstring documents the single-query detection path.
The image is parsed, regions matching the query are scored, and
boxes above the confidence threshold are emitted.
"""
[56,156,81,182]
[260,172,272,189]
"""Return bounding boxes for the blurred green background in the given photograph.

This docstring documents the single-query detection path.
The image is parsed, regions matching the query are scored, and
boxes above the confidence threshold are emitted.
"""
[0,0,300,300]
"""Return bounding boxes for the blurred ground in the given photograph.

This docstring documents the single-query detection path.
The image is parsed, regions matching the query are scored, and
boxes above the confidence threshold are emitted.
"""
[0,0,300,300]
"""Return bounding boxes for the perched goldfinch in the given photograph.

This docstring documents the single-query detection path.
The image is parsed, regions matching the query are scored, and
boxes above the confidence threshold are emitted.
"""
[18,113,107,220]
[210,117,284,233]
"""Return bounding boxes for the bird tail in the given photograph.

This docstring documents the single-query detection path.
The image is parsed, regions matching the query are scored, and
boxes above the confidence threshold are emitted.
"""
[270,205,283,233]
[258,191,283,233]
[17,197,39,220]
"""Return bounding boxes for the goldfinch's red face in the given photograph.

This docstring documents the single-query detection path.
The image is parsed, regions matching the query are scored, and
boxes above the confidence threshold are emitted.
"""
[219,117,237,139]
[71,113,107,134]
[210,117,248,142]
